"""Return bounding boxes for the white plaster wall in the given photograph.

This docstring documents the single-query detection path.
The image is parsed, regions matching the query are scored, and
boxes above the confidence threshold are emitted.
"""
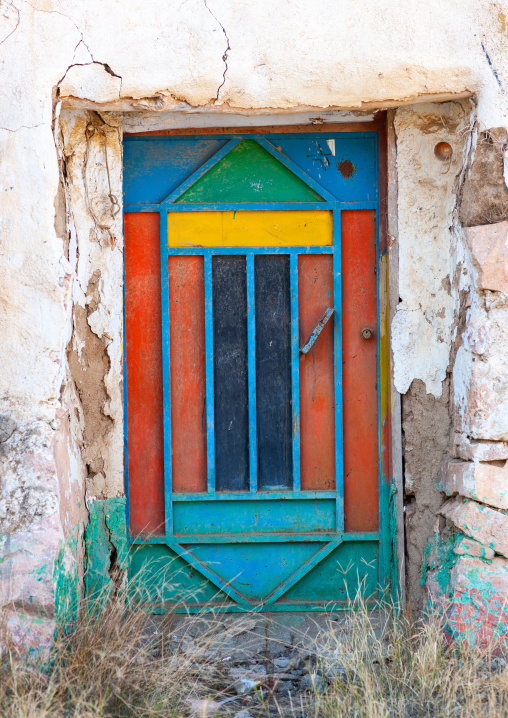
[1,0,508,629]
[392,102,473,397]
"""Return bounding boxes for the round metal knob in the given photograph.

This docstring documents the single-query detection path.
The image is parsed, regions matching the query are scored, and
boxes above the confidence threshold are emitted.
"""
[361,327,373,339]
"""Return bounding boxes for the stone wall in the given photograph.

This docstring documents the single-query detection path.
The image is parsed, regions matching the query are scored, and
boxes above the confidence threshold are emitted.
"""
[423,128,508,643]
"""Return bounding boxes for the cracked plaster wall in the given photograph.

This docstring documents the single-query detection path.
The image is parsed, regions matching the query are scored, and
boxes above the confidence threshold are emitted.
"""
[1,0,508,640]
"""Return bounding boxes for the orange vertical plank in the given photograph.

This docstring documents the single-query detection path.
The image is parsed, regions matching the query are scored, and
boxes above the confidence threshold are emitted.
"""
[299,255,335,490]
[168,256,207,492]
[124,213,165,536]
[342,210,379,531]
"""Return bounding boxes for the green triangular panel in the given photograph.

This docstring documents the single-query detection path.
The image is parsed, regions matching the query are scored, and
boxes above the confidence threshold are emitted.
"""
[175,140,324,203]
[129,545,231,606]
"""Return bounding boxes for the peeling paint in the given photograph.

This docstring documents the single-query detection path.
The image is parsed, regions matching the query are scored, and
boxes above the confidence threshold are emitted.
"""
[84,498,128,600]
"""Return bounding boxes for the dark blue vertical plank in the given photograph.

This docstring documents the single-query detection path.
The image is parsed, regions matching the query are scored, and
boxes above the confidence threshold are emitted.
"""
[255,255,293,489]
[212,255,249,492]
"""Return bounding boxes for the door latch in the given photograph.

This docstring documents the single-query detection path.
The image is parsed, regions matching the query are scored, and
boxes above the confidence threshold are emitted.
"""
[300,307,335,354]
[361,327,373,339]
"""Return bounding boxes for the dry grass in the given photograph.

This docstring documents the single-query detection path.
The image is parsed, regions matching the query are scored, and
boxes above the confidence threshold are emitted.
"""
[1,588,508,718]
[308,598,508,718]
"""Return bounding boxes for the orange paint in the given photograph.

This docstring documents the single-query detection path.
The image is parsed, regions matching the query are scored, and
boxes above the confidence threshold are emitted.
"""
[342,210,379,532]
[168,256,207,492]
[299,255,335,490]
[124,213,165,536]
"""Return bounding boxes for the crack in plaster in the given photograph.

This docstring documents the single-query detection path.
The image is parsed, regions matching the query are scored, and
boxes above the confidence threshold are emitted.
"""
[0,122,47,133]
[18,0,83,44]
[15,0,124,100]
[0,0,20,46]
[203,0,230,102]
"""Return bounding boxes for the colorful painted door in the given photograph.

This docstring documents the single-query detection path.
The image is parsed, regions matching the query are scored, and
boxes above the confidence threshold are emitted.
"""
[123,131,390,612]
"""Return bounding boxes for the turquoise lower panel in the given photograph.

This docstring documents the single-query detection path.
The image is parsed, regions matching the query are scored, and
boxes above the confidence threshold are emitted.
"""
[129,540,379,611]
[173,498,336,534]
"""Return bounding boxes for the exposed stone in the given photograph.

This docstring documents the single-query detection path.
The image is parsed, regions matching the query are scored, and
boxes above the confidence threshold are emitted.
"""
[453,536,494,560]
[440,498,508,557]
[454,434,508,462]
[442,460,508,510]
[459,129,508,228]
[464,221,508,293]
[453,297,508,442]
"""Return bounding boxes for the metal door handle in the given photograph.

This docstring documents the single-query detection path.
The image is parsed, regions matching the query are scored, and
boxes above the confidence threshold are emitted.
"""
[300,307,335,354]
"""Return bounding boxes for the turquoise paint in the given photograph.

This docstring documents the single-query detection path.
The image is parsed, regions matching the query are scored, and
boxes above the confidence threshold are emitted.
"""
[421,530,508,646]
[84,497,128,601]
[421,531,459,592]
[173,498,336,535]
[447,567,508,646]
[188,542,322,600]
[53,542,80,630]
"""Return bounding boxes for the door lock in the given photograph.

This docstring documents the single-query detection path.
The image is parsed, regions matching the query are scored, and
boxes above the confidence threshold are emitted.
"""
[361,327,373,340]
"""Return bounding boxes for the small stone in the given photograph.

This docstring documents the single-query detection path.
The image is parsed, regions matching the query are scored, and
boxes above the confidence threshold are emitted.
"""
[454,536,495,560]
[440,499,508,558]
[325,666,347,682]
[300,672,326,691]
[233,711,254,718]
[491,656,506,673]
[442,461,508,511]
[273,656,291,669]
[230,665,266,680]
[233,678,261,695]
[464,221,508,293]
[275,680,294,695]
[187,699,223,716]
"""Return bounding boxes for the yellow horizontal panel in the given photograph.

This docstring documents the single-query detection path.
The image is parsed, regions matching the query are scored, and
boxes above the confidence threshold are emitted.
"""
[168,210,333,247]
